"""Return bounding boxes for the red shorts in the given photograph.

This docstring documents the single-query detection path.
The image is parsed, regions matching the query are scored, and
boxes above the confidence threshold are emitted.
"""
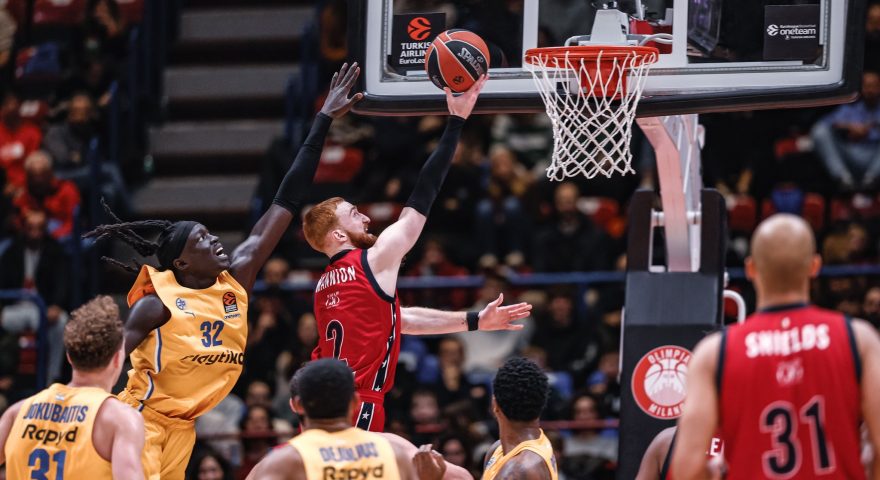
[353,391,385,432]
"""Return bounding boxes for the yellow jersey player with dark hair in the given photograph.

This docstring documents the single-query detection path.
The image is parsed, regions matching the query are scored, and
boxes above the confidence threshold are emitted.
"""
[0,295,145,479]
[482,357,558,480]
[82,63,364,479]
[246,359,417,480]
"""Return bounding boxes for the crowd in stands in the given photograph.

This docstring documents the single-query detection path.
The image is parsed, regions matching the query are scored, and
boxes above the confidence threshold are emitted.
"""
[0,0,138,407]
[1,1,880,479]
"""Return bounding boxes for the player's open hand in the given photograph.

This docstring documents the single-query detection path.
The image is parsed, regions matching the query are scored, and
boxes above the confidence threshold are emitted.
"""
[413,444,446,480]
[320,62,364,119]
[444,74,488,119]
[478,293,532,331]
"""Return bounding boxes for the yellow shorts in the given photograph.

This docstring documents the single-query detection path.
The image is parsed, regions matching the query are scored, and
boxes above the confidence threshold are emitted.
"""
[119,390,196,480]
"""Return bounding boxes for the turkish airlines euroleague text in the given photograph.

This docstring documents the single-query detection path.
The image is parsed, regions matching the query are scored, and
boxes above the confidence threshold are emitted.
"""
[719,305,863,479]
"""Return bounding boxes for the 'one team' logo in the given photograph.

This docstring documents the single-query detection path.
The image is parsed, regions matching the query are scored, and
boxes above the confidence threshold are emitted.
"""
[223,292,238,313]
[631,345,691,419]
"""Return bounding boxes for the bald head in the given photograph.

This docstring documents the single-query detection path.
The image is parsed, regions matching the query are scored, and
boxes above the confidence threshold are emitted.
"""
[747,214,820,299]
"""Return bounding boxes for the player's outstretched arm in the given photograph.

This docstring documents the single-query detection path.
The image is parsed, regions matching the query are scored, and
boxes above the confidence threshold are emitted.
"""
[99,399,145,480]
[671,332,722,480]
[367,76,487,295]
[0,400,24,466]
[246,445,303,480]
[852,319,880,480]
[230,63,363,292]
[635,426,676,480]
[400,293,531,335]
[494,450,553,480]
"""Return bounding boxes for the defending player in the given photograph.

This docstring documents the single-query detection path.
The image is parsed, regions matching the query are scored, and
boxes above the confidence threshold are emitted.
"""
[82,63,363,478]
[482,357,558,480]
[0,296,145,479]
[635,427,723,480]
[673,214,880,479]
[281,362,472,479]
[303,75,532,432]
[245,359,418,480]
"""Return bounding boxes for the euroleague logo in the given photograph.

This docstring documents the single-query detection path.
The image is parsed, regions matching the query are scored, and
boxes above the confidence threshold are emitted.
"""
[767,24,779,36]
[407,17,432,41]
[631,345,691,419]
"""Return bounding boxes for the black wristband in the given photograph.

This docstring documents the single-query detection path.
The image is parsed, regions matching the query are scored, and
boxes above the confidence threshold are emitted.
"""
[467,311,480,331]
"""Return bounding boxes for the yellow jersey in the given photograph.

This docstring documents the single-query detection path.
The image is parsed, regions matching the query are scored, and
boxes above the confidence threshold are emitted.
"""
[288,427,400,480]
[121,265,247,420]
[5,383,113,479]
[483,430,559,480]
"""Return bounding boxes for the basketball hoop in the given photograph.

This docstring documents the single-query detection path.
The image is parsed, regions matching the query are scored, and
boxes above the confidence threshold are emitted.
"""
[524,45,658,181]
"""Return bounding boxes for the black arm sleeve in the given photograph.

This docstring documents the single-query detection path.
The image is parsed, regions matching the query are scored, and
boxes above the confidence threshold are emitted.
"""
[272,113,333,213]
[404,115,466,215]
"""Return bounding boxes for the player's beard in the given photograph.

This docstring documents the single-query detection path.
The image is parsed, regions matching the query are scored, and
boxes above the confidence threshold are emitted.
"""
[345,228,377,249]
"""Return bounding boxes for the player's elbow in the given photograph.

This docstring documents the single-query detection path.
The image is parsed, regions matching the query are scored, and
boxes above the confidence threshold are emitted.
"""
[670,452,706,480]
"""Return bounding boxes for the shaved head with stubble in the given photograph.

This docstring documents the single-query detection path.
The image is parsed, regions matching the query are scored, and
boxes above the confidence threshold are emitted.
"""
[746,214,821,308]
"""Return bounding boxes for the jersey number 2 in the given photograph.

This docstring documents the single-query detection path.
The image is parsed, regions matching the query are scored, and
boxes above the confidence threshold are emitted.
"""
[28,449,65,480]
[326,320,347,364]
[761,396,833,478]
[200,320,224,347]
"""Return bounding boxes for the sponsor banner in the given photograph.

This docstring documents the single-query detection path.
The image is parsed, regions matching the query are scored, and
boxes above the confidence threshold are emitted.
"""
[390,13,446,71]
[764,4,820,61]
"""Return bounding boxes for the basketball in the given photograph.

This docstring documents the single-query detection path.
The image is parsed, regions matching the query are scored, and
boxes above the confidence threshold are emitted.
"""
[424,29,490,93]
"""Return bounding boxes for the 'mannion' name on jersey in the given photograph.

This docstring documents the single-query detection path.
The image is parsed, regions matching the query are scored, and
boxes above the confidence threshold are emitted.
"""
[289,427,400,480]
[315,266,358,293]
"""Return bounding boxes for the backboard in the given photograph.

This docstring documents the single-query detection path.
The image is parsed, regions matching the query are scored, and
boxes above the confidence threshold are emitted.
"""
[348,0,868,117]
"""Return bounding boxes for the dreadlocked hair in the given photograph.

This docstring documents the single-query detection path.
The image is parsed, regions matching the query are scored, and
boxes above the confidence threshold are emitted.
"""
[83,199,173,273]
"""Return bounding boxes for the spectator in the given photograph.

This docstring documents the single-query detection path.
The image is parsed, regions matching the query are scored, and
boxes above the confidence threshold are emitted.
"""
[83,0,128,63]
[42,92,131,215]
[13,150,81,241]
[530,289,595,373]
[185,449,234,480]
[475,144,531,268]
[865,3,880,72]
[0,9,15,75]
[403,238,470,309]
[0,91,42,194]
[238,405,277,479]
[563,393,618,476]
[195,393,245,470]
[0,210,71,384]
[292,312,318,366]
[533,182,613,272]
[431,336,486,408]
[437,434,477,477]
[491,114,553,171]
[409,389,441,446]
[244,380,293,439]
[811,71,880,189]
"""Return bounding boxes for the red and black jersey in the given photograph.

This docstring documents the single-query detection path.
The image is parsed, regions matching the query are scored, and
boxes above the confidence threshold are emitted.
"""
[719,304,863,480]
[312,249,401,403]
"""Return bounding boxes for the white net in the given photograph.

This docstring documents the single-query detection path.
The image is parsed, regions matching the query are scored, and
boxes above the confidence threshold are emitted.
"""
[525,47,658,181]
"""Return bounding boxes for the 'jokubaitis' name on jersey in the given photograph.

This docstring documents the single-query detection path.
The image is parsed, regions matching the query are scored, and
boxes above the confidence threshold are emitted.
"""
[18,402,90,446]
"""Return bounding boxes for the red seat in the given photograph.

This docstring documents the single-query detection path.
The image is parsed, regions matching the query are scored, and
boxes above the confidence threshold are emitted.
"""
[32,0,86,26]
[578,197,621,236]
[829,198,851,223]
[313,144,364,184]
[728,195,757,233]
[115,0,143,24]
[19,99,50,127]
[760,198,775,220]
[1,0,27,24]
[801,194,825,232]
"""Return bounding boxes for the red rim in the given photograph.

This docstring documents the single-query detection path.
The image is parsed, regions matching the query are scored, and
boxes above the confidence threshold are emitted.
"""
[524,45,659,66]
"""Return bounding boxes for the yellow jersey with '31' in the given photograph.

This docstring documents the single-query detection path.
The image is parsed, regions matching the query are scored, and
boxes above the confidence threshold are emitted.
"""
[5,383,113,479]
[121,265,248,420]
[289,427,400,480]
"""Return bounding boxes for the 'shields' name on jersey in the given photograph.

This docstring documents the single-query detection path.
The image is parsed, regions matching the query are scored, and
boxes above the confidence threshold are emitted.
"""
[316,266,357,293]
[745,323,830,358]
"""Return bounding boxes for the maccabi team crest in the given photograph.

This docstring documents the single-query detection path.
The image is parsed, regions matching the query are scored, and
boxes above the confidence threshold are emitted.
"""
[631,345,691,419]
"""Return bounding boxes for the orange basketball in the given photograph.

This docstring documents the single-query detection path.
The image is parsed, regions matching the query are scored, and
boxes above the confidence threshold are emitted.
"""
[424,29,490,93]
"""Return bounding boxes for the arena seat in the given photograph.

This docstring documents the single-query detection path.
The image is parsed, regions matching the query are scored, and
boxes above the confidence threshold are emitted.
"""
[801,193,826,232]
[0,0,27,24]
[115,0,144,24]
[727,195,757,233]
[313,144,363,184]
[19,99,50,128]
[32,0,86,25]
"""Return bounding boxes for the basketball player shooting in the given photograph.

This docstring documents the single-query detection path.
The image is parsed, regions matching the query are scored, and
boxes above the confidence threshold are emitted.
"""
[81,63,363,479]
[303,75,533,432]
[0,296,145,479]
[672,214,880,480]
